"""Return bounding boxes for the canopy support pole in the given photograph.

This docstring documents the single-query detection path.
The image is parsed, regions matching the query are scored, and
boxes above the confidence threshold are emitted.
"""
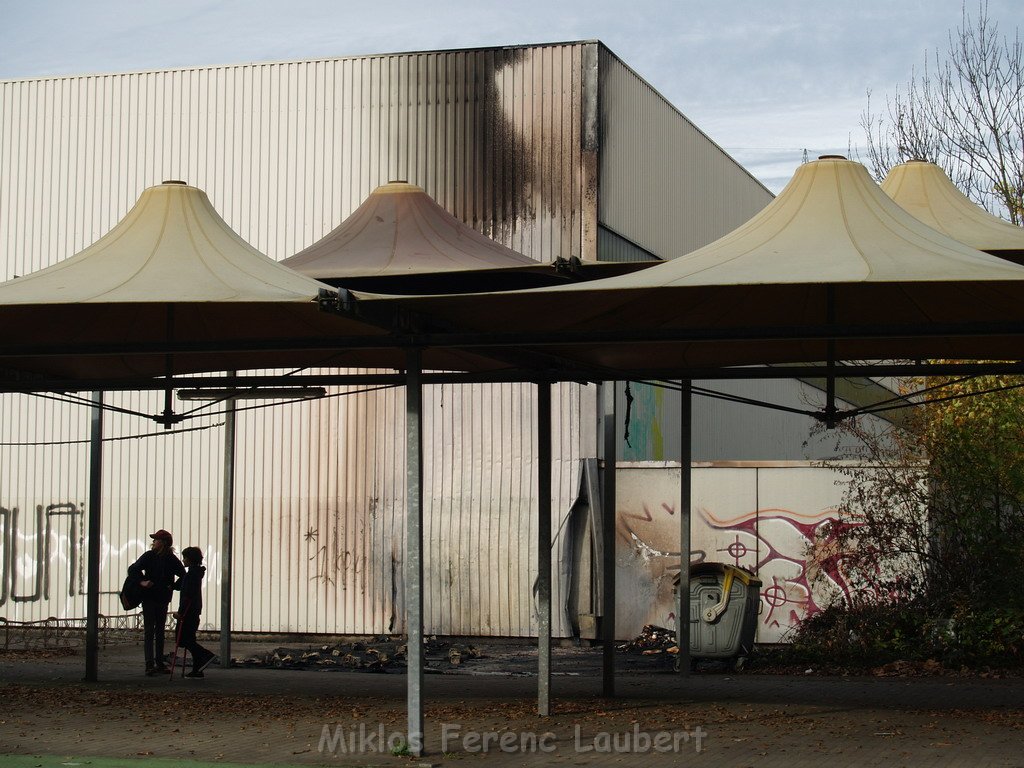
[406,349,425,756]
[219,382,237,668]
[84,391,103,682]
[677,380,692,677]
[824,285,838,428]
[601,381,617,697]
[160,306,177,430]
[537,381,552,716]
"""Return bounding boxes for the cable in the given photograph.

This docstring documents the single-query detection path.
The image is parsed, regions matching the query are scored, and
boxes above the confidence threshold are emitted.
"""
[1,383,402,447]
[857,378,1024,417]
[840,373,978,417]
[0,421,223,447]
[26,391,154,419]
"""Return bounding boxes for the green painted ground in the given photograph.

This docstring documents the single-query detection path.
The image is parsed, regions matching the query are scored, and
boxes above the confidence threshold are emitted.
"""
[0,758,335,768]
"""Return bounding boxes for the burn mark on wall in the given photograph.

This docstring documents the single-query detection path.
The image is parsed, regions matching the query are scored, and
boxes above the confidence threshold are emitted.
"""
[383,45,584,261]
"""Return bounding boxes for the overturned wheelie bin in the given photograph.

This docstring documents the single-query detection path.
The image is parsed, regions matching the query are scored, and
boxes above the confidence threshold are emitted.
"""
[674,562,761,671]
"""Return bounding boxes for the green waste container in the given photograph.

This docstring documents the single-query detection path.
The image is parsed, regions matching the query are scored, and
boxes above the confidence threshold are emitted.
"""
[675,562,761,671]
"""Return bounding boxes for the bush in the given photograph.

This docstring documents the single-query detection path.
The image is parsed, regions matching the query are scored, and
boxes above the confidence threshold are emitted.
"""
[795,373,1024,671]
[786,599,1024,669]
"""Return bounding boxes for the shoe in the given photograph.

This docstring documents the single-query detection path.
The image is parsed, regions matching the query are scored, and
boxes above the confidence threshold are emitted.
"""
[155,664,171,674]
[185,670,204,678]
[196,652,218,673]
[145,666,159,677]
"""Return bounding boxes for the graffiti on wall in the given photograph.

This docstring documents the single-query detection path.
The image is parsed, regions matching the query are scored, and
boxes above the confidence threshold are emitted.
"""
[699,506,860,638]
[615,467,857,643]
[0,503,85,607]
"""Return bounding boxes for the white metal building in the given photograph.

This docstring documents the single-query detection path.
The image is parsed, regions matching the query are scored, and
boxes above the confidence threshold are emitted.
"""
[2,41,863,641]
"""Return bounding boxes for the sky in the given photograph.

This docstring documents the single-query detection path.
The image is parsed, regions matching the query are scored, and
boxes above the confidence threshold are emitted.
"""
[1,0,1020,192]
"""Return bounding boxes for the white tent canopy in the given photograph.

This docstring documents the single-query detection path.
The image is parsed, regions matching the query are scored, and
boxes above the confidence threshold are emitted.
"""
[282,181,647,292]
[882,160,1024,262]
[0,181,499,383]
[283,181,538,278]
[0,181,333,304]
[357,157,1024,377]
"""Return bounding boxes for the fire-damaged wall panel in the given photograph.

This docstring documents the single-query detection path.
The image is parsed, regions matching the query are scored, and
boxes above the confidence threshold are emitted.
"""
[0,43,592,276]
[229,378,585,637]
[0,44,596,636]
[231,377,409,635]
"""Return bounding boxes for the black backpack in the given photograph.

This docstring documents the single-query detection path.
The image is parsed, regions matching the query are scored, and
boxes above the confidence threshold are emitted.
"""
[119,576,144,610]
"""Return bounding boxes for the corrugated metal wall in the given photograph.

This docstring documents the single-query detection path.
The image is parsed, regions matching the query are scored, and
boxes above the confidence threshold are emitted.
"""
[0,44,592,269]
[597,46,774,260]
[596,225,661,263]
[0,390,226,623]
[619,379,894,463]
[0,45,597,636]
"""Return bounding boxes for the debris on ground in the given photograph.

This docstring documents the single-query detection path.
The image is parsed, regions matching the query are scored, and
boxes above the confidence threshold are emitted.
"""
[871,658,961,677]
[617,624,678,655]
[234,636,484,673]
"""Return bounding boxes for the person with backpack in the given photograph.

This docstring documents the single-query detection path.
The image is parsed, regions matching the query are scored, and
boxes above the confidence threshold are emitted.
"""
[127,529,186,676]
[173,546,217,678]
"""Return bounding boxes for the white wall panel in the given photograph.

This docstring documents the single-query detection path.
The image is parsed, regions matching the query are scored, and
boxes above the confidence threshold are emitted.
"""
[598,48,774,260]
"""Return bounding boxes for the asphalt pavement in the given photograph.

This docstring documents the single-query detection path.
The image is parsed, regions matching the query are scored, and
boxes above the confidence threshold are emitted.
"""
[1,639,1022,767]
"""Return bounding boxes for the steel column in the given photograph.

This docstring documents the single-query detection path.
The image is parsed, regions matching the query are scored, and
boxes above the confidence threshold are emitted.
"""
[536,381,552,716]
[601,381,617,697]
[219,388,237,667]
[677,380,692,677]
[406,350,425,756]
[84,391,103,682]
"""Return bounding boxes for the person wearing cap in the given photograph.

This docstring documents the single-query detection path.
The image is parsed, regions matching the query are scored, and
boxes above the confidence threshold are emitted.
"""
[172,546,216,678]
[127,529,186,675]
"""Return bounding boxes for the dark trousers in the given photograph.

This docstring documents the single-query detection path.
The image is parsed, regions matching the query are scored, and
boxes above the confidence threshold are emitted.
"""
[141,599,169,667]
[177,613,212,669]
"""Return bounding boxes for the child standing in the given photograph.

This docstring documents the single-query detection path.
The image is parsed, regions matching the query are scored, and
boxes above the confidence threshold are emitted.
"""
[173,546,217,678]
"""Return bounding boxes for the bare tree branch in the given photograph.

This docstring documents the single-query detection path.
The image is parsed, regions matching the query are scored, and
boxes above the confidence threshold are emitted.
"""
[858,1,1024,224]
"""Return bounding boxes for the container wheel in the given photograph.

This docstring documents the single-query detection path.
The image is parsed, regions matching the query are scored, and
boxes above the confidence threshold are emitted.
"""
[673,656,699,673]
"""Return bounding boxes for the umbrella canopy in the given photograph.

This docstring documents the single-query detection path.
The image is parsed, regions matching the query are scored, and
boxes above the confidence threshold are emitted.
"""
[282,181,649,293]
[356,157,1024,378]
[0,181,501,384]
[882,160,1024,264]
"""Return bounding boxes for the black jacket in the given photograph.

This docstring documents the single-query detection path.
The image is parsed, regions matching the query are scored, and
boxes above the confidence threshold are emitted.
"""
[175,565,206,619]
[127,549,185,605]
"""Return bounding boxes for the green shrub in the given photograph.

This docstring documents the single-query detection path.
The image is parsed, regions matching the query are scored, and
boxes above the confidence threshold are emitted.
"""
[785,599,1024,668]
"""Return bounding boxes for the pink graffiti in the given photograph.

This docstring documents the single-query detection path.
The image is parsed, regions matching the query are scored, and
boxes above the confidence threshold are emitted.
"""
[701,507,861,626]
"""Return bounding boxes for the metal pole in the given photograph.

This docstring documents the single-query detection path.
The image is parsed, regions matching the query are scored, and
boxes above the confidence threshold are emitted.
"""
[601,381,616,697]
[405,349,425,756]
[84,391,103,682]
[677,380,692,677]
[825,285,838,428]
[219,385,237,668]
[536,381,552,716]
